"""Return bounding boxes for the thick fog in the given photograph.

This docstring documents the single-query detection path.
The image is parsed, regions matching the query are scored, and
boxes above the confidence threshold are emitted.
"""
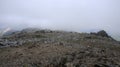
[0,0,120,40]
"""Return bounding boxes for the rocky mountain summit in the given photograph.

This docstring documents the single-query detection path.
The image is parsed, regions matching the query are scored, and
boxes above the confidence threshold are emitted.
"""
[0,28,120,67]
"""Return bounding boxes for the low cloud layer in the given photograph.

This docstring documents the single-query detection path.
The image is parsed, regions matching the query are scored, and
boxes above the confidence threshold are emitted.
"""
[0,0,120,40]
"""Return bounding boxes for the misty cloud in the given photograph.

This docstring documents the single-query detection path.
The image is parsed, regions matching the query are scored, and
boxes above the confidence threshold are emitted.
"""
[0,0,120,39]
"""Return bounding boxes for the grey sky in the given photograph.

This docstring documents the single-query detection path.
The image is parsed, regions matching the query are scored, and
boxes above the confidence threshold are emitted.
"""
[0,0,120,39]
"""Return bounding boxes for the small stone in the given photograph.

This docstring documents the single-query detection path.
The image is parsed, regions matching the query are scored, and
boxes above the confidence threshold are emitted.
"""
[0,43,4,46]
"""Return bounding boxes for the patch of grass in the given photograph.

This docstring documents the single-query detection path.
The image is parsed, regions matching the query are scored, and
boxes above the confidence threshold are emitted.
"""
[23,64,28,67]
[34,34,46,38]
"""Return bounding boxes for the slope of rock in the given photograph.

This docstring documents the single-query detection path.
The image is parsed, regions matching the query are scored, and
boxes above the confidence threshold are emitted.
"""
[0,29,120,67]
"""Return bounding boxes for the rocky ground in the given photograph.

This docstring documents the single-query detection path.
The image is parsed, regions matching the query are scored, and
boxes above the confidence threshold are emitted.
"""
[0,29,120,67]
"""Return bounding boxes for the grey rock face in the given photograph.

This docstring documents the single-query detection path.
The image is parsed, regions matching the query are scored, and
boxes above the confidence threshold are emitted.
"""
[91,30,109,37]
[97,30,109,37]
[0,43,4,46]
[90,30,115,41]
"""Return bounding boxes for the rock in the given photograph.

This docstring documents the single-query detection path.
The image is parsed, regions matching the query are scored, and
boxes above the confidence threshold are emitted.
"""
[90,32,97,35]
[94,64,110,67]
[94,64,101,67]
[90,30,110,38]
[85,36,92,39]
[0,43,4,46]
[65,63,74,67]
[97,30,109,37]
[58,42,64,46]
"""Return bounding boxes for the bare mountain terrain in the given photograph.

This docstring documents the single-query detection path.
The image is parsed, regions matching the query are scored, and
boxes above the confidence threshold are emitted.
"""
[0,28,120,67]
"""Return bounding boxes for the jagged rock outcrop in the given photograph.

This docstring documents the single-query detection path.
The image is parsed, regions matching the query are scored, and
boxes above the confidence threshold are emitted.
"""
[91,30,110,37]
[97,30,109,37]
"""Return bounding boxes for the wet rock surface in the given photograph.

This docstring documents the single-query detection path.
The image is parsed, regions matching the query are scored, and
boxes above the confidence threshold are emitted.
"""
[0,29,120,67]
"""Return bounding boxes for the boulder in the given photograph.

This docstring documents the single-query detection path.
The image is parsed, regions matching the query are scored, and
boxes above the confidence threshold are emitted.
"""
[91,30,109,38]
[0,43,4,46]
[97,30,109,37]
